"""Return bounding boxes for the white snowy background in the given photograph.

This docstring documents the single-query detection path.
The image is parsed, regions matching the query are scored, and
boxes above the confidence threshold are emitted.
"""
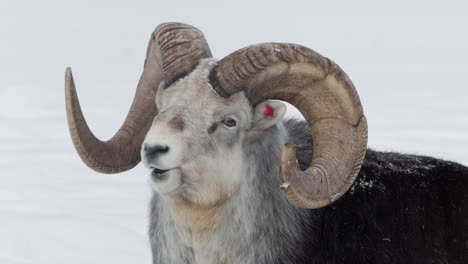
[0,0,467,263]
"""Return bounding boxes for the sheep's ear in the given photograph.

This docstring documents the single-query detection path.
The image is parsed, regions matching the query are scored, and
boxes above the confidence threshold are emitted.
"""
[155,80,167,109]
[250,100,286,132]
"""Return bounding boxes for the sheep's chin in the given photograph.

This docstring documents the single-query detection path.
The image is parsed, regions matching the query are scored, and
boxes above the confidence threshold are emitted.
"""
[150,169,182,195]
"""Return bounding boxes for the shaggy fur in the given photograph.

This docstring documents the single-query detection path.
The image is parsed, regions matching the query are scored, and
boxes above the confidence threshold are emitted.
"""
[287,119,468,264]
[149,118,467,264]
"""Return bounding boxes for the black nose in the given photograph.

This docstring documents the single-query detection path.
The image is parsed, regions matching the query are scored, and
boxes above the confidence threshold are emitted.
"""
[144,144,170,159]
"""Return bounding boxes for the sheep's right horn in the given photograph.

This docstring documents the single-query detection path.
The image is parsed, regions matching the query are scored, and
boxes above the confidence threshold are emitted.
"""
[210,43,367,208]
[65,23,212,174]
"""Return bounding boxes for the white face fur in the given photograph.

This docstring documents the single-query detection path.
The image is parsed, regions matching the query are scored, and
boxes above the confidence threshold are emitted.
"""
[141,58,286,206]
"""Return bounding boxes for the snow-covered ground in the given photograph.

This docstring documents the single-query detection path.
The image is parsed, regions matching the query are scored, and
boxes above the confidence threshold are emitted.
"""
[0,1,467,263]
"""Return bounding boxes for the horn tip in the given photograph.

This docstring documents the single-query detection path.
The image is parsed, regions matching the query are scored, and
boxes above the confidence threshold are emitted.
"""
[280,144,298,183]
[281,144,297,162]
[65,67,74,82]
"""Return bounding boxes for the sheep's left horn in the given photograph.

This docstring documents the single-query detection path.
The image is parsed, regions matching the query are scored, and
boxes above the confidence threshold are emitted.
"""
[65,23,212,173]
[209,43,367,208]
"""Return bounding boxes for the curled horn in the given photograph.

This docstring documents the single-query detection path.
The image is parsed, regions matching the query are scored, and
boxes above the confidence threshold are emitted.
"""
[65,23,212,173]
[209,43,367,208]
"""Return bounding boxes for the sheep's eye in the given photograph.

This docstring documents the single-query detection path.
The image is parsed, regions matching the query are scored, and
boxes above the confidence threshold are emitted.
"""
[222,118,237,127]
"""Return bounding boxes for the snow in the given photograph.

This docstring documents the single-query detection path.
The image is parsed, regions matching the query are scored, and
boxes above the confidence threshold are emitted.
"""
[0,0,467,263]
[280,182,290,190]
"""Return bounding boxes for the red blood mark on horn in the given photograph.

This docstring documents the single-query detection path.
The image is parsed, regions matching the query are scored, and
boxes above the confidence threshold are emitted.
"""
[264,105,274,117]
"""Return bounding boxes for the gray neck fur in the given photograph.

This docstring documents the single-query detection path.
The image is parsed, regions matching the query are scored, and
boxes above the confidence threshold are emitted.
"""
[149,123,313,264]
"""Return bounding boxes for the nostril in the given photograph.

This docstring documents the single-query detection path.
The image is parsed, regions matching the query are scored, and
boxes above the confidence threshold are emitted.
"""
[156,145,169,153]
[146,144,170,157]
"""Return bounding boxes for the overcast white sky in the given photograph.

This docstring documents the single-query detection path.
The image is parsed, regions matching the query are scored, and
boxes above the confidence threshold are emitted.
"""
[0,0,467,263]
[1,0,467,162]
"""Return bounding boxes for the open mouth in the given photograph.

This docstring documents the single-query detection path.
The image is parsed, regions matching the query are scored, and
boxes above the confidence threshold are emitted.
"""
[151,167,170,176]
[150,166,177,181]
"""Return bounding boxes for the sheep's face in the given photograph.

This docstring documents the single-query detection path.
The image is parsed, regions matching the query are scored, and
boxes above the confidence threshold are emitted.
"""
[141,59,285,206]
